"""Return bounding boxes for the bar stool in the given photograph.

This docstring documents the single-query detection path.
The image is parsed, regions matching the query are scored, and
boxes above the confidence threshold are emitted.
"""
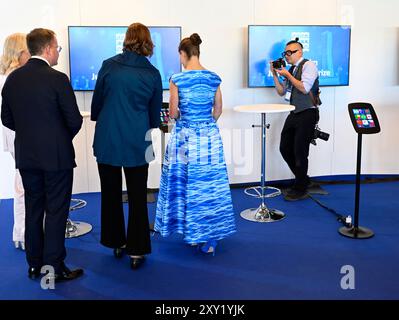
[66,199,92,238]
[234,104,295,223]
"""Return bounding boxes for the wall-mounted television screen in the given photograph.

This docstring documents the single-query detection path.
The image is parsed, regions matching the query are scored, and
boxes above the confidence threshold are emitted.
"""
[248,25,351,87]
[68,26,181,91]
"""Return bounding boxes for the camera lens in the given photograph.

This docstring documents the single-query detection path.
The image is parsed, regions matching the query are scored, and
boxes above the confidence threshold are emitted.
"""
[320,132,330,141]
[314,128,330,141]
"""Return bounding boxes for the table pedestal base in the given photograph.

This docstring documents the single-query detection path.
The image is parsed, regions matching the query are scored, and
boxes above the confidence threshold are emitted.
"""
[240,204,285,223]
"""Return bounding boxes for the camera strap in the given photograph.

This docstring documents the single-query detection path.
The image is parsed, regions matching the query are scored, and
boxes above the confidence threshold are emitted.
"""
[315,106,320,124]
[284,65,297,102]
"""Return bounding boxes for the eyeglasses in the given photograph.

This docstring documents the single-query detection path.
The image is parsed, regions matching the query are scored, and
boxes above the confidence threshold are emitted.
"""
[281,49,299,57]
[50,45,62,53]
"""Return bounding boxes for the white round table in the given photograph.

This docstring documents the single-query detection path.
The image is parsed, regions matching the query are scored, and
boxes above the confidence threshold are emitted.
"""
[234,104,295,223]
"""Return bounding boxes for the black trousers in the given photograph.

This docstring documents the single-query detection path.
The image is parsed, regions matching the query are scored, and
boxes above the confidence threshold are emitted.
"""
[279,108,319,191]
[98,163,151,256]
[19,169,73,274]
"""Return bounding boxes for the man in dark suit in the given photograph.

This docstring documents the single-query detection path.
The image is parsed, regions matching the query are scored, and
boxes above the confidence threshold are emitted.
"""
[1,28,84,282]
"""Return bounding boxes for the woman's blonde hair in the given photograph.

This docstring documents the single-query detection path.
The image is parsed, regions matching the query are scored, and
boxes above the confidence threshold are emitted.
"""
[0,33,28,75]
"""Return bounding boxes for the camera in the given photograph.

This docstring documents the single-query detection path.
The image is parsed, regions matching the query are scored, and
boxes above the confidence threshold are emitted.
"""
[311,125,330,145]
[272,58,286,69]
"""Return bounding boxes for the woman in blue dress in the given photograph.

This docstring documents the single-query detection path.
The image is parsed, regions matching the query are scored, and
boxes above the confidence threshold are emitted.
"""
[155,33,236,255]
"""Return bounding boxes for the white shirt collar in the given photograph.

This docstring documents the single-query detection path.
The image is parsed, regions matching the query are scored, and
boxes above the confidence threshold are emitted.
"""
[31,56,50,66]
[294,57,305,67]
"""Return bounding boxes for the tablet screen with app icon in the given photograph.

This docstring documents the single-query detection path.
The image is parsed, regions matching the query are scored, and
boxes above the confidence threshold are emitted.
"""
[352,108,376,128]
[348,103,380,134]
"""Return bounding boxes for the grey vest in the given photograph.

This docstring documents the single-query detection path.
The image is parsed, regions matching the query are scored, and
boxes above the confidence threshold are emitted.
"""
[289,59,315,114]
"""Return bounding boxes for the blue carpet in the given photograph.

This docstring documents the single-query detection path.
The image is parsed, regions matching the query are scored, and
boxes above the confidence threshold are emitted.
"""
[0,182,398,300]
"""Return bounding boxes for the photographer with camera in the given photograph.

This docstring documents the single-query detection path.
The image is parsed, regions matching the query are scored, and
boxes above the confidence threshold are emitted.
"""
[270,38,321,201]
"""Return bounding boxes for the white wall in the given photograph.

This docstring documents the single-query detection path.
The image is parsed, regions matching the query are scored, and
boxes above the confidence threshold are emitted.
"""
[1,0,398,198]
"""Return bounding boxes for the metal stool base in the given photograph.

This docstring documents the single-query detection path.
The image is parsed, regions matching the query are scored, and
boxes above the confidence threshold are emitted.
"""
[67,199,92,238]
[240,205,285,223]
[65,220,93,238]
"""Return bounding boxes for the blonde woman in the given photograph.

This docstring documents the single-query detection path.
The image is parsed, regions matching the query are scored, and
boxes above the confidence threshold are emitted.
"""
[0,33,30,250]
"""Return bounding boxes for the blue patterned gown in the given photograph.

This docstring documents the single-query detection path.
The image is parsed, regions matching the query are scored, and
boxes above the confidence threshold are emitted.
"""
[155,70,236,244]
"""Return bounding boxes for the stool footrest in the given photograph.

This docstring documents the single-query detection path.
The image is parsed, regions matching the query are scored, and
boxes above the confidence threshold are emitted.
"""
[70,199,87,211]
[244,186,281,199]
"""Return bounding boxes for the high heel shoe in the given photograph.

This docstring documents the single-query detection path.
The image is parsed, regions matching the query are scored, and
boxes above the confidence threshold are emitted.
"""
[113,247,125,259]
[130,256,145,270]
[200,240,217,256]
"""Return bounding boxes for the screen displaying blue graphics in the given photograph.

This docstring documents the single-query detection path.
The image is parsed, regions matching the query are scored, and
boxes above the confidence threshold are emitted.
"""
[248,25,351,87]
[68,26,181,90]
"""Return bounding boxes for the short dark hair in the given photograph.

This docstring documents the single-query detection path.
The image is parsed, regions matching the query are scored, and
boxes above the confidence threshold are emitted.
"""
[178,33,202,59]
[26,28,55,56]
[286,37,303,48]
[123,23,154,57]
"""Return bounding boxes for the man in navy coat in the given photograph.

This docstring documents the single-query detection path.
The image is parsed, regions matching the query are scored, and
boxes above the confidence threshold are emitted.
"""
[1,28,84,282]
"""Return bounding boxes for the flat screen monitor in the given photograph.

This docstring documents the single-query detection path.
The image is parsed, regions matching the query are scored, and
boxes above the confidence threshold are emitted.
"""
[68,26,181,91]
[248,25,351,87]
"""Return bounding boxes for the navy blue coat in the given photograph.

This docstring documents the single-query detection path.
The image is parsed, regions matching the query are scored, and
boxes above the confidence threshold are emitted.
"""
[91,51,162,167]
[1,58,83,171]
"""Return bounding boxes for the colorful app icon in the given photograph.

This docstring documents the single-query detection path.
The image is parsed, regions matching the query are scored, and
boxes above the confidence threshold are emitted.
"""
[357,120,363,127]
[367,114,372,120]
[361,115,367,120]
[362,120,369,126]
[353,109,359,114]
[368,120,375,127]
[365,109,370,114]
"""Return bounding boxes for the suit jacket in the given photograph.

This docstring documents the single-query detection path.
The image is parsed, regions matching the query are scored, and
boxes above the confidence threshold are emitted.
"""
[91,50,162,167]
[1,58,83,171]
[0,74,15,153]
